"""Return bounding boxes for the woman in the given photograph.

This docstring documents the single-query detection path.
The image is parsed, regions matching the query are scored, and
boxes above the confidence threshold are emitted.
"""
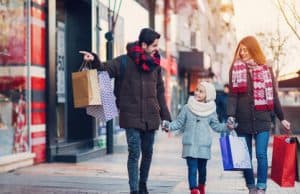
[227,36,291,194]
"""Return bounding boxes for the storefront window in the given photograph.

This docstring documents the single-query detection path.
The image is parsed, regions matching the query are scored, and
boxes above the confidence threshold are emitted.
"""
[0,0,29,156]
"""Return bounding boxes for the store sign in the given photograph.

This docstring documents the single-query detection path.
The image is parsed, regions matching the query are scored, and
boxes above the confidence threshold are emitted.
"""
[56,22,65,103]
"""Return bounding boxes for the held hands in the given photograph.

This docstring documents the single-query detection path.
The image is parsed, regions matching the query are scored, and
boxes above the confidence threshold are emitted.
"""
[227,117,237,130]
[161,120,170,132]
[281,119,291,134]
[79,51,94,62]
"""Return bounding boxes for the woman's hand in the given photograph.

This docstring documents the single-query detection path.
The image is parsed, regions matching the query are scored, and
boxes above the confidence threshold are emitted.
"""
[79,51,94,62]
[281,119,291,134]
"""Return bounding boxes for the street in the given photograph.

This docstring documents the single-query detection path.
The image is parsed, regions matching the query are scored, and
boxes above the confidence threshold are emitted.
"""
[0,131,299,194]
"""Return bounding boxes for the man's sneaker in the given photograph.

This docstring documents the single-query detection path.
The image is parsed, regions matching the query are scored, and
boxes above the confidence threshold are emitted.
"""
[139,182,149,194]
[257,189,265,194]
[249,188,257,194]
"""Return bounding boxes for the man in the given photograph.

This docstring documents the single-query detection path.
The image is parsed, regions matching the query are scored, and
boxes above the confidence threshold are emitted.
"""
[80,28,171,194]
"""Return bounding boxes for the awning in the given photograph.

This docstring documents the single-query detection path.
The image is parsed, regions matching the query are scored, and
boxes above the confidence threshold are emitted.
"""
[278,76,300,88]
[178,51,205,73]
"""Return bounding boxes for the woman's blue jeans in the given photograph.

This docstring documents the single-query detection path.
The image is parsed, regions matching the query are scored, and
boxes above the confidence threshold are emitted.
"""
[125,128,155,192]
[239,131,270,190]
[186,157,208,189]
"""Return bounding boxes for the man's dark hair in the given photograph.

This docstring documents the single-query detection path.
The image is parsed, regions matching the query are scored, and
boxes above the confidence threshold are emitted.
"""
[138,28,160,46]
[224,83,229,88]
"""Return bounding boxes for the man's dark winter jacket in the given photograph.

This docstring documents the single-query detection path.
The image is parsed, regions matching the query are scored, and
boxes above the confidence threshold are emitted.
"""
[227,66,284,134]
[92,54,171,131]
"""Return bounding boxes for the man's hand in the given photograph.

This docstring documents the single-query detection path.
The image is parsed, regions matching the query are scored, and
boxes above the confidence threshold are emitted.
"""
[161,120,170,133]
[162,127,169,133]
[281,119,291,134]
[79,51,94,62]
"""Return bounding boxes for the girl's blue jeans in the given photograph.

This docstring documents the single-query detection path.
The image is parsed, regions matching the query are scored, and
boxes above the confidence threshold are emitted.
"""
[186,157,208,189]
[239,130,270,190]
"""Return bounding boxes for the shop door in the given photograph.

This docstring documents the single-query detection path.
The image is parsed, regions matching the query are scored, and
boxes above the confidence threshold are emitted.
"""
[55,0,67,142]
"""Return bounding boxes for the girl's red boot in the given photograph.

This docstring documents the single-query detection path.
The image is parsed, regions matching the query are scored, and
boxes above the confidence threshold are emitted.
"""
[191,188,200,194]
[198,184,205,194]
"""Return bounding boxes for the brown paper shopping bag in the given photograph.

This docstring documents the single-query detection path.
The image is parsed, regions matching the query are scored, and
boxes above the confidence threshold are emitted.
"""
[72,63,101,108]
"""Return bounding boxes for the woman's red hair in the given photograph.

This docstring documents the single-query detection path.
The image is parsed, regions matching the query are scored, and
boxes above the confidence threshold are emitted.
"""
[231,36,266,66]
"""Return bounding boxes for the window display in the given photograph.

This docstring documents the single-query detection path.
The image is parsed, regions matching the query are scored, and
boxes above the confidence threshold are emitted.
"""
[0,0,29,157]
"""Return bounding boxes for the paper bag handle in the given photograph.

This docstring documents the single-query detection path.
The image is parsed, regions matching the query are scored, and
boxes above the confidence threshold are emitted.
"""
[78,61,92,71]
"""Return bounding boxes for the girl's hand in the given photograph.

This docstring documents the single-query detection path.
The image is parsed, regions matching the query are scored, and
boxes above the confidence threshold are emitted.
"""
[79,51,94,62]
[226,124,234,131]
[281,119,291,134]
[226,117,237,130]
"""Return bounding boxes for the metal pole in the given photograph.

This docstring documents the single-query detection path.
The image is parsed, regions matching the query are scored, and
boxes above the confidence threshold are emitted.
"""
[105,6,114,154]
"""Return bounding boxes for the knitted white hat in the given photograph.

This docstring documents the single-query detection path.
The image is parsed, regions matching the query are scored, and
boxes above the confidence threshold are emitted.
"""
[199,81,216,102]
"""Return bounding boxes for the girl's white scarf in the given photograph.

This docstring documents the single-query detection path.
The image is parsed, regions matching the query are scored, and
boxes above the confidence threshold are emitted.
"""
[187,96,216,117]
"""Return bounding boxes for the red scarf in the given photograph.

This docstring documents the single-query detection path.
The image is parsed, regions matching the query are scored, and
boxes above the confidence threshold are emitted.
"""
[126,41,160,72]
[231,60,274,111]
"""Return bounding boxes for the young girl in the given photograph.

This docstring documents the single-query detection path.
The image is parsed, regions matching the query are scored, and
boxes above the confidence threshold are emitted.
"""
[162,81,230,194]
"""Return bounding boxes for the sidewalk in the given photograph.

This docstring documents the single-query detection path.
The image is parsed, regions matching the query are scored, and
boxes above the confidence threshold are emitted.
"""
[0,131,299,194]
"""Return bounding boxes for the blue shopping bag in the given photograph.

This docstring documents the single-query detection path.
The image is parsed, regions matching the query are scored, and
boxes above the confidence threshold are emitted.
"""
[219,131,252,171]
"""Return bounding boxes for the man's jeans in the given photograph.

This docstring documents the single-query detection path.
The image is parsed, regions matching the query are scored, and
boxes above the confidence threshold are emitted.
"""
[239,131,270,190]
[186,157,208,189]
[125,128,155,192]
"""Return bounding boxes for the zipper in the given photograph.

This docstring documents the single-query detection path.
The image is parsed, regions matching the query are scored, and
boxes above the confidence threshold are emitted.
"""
[140,71,144,122]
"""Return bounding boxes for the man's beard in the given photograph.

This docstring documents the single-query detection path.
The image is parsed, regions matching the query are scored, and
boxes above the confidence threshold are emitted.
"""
[149,50,158,57]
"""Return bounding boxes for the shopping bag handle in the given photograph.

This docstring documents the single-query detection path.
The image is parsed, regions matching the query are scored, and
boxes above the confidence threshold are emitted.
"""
[78,61,92,71]
[282,128,298,143]
[281,127,293,136]
[229,130,238,137]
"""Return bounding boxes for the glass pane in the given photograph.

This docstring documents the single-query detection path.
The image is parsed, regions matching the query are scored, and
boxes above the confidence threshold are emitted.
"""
[0,0,29,156]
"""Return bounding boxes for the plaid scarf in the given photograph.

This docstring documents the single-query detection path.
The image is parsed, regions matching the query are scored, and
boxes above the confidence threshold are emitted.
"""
[126,41,160,72]
[231,60,274,111]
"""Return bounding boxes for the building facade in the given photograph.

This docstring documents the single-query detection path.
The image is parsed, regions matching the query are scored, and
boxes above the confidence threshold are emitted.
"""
[154,0,236,111]
[0,0,151,172]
